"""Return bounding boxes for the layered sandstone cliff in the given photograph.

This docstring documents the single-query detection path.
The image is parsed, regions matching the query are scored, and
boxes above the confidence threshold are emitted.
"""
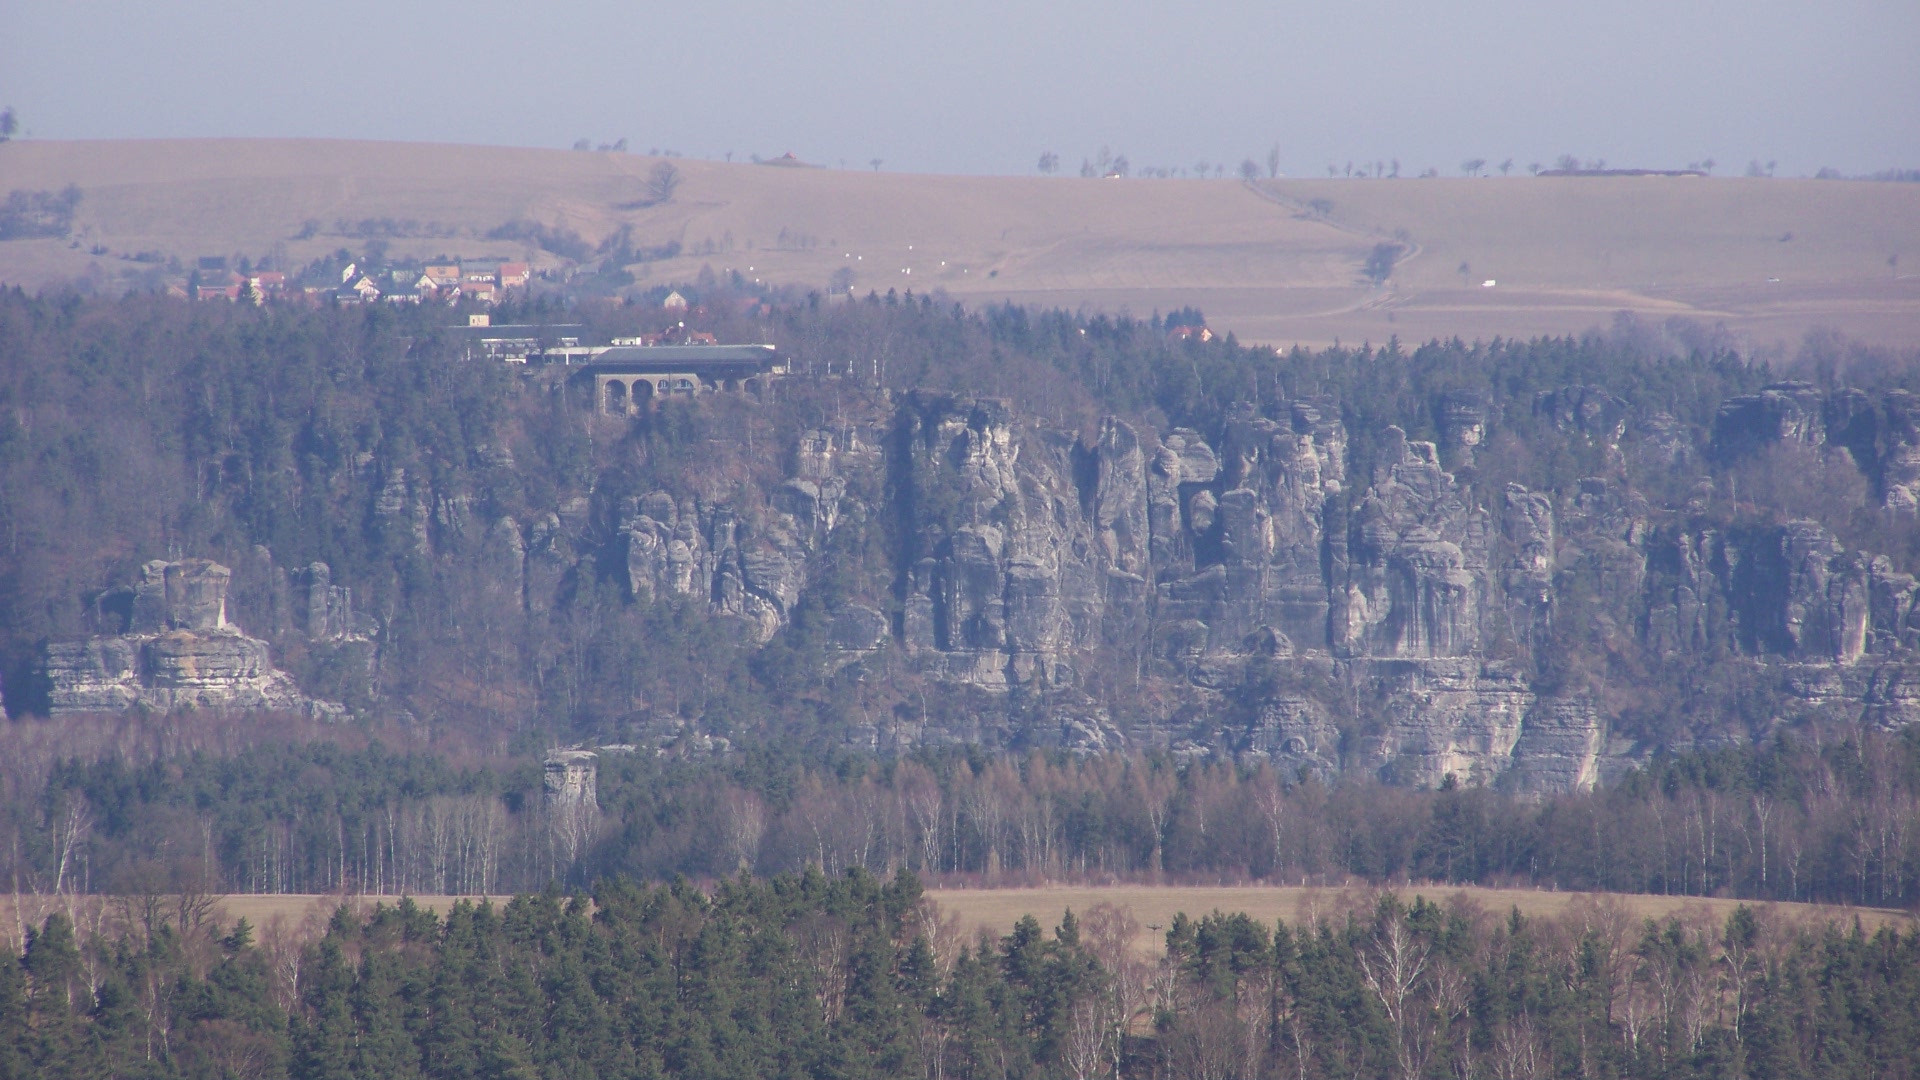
[298,378,1920,793]
[567,383,1920,790]
[43,560,345,718]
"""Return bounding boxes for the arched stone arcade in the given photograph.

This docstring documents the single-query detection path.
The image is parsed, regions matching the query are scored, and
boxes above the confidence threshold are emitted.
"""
[585,344,786,416]
[595,373,694,415]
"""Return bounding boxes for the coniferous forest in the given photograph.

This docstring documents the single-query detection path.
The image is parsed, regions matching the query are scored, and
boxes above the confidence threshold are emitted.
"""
[2,284,1920,1076]
[2,870,1920,1080]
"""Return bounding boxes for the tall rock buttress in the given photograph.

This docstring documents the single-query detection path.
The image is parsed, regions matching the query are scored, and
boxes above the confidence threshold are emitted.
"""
[42,559,345,718]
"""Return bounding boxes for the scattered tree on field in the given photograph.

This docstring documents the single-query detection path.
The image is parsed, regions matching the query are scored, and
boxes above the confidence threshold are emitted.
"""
[1239,158,1260,181]
[1267,143,1281,178]
[1462,158,1487,177]
[0,107,15,142]
[1364,242,1401,284]
[644,161,681,204]
[1037,151,1059,175]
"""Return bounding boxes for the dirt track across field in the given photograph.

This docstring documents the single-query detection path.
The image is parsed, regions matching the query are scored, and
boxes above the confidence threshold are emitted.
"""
[3,138,1917,350]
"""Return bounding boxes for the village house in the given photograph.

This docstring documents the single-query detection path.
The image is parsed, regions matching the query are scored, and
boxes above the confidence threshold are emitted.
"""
[193,256,529,308]
[458,279,497,304]
[334,274,381,304]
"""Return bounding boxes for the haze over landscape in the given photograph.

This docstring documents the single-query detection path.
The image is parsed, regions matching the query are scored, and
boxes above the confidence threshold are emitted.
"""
[6,0,1917,177]
[5,6,1920,1079]
[5,0,1919,348]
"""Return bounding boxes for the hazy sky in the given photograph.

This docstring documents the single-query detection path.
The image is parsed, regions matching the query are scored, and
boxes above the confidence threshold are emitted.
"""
[6,0,1917,177]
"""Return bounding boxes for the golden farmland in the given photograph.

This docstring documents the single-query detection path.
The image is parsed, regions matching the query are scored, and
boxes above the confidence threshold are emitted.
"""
[2,138,1916,349]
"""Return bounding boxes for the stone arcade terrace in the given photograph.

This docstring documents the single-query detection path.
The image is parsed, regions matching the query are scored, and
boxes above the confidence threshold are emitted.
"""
[589,344,786,414]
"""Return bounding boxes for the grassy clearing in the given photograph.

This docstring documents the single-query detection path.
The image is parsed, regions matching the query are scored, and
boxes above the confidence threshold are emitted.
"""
[926,884,1914,954]
[0,885,1902,959]
[0,893,511,954]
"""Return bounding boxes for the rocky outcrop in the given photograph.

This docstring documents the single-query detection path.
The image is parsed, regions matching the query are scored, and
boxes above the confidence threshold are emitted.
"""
[1435,389,1489,469]
[447,380,1920,793]
[1645,520,1909,665]
[1349,659,1534,784]
[1537,385,1629,444]
[1500,484,1555,647]
[294,562,361,641]
[45,560,345,718]
[1334,429,1485,660]
[896,394,1094,687]
[614,423,882,645]
[1712,381,1920,512]
[542,749,598,810]
[1143,403,1345,677]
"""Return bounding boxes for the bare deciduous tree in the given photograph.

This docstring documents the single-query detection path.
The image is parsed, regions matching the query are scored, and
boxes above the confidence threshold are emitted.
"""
[1065,995,1111,1080]
[1358,908,1431,1080]
[645,161,682,205]
[723,788,766,873]
[791,912,852,1025]
[899,762,944,873]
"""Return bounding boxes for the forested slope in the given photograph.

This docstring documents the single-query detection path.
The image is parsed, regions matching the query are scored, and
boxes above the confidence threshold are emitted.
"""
[5,289,1920,755]
[3,288,1920,905]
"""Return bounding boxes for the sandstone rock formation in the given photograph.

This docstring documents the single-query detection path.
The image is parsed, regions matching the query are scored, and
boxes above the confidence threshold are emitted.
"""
[43,560,345,718]
[1713,381,1920,512]
[438,379,1920,793]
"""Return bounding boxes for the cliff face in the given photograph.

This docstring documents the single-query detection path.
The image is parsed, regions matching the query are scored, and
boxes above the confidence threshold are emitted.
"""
[481,380,1919,793]
[41,377,1920,793]
[43,560,346,718]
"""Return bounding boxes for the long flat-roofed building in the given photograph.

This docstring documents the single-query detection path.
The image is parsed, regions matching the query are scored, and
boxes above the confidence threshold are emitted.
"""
[446,319,589,363]
[588,344,786,413]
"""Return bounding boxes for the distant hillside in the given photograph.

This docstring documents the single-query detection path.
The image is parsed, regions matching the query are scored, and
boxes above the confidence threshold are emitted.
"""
[1,138,1918,348]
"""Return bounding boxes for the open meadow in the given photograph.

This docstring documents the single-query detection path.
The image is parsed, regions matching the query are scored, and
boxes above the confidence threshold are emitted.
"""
[3,138,1917,350]
[0,885,1904,959]
[926,884,1913,954]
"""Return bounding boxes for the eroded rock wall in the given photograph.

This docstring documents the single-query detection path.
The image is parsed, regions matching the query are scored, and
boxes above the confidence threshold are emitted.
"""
[160,377,1920,793]
[45,560,345,718]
